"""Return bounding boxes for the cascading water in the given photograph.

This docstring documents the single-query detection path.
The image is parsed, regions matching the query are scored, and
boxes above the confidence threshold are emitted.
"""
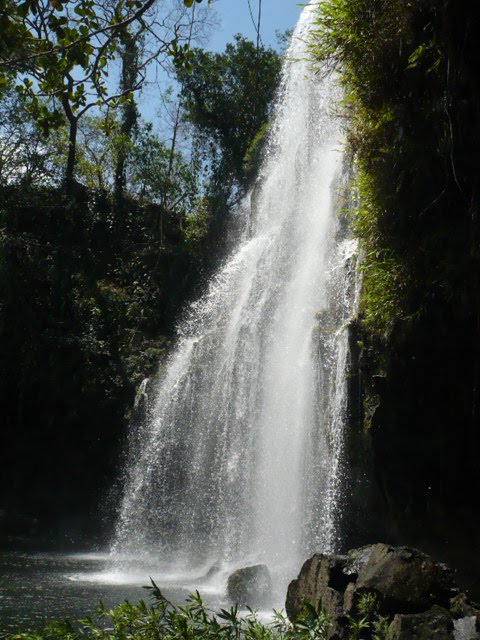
[110,2,358,599]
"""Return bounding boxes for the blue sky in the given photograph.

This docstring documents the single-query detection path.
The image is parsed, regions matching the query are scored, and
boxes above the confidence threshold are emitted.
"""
[208,0,304,50]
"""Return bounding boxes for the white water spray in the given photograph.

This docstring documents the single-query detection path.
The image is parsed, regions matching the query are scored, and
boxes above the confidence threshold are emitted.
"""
[110,3,357,599]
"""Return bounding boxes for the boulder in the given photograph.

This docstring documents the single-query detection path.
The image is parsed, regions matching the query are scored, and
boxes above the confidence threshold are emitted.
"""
[354,544,456,614]
[203,564,221,580]
[227,564,272,607]
[387,605,454,639]
[286,544,457,622]
[286,544,476,640]
[286,553,354,621]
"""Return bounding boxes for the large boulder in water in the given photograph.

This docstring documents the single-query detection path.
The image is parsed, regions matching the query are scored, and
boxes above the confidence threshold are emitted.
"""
[227,564,272,607]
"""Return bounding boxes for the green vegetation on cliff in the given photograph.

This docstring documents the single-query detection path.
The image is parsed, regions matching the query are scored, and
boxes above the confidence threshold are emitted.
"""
[310,0,479,335]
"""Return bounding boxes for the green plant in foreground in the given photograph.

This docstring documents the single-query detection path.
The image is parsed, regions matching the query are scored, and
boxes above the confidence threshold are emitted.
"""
[281,602,331,640]
[1,584,333,640]
[346,592,389,640]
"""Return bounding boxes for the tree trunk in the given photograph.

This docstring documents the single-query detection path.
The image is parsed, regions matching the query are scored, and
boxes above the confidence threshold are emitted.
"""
[114,31,139,211]
[65,115,78,196]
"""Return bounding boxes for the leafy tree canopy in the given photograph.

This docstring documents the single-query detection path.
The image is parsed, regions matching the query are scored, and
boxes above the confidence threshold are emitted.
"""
[0,0,207,131]
[0,0,212,191]
[179,34,282,184]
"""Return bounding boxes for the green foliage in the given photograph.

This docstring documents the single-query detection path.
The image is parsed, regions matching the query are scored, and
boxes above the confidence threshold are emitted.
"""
[0,589,334,640]
[1,1,129,122]
[0,83,60,185]
[243,122,270,183]
[286,602,331,640]
[0,179,197,533]
[0,0,202,123]
[178,35,282,185]
[309,0,475,336]
[308,0,414,335]
[0,0,209,188]
[170,33,283,266]
[128,122,199,213]
[352,166,411,335]
[0,88,200,209]
[346,593,388,640]
[183,196,214,255]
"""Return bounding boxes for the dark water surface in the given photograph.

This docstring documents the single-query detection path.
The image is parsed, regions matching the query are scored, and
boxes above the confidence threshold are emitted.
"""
[0,552,201,631]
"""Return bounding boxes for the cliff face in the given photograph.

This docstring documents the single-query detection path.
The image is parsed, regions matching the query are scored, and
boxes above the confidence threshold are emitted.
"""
[308,0,480,597]
[344,307,480,598]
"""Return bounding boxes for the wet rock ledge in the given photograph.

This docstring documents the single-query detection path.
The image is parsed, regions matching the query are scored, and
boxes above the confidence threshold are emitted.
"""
[286,543,480,639]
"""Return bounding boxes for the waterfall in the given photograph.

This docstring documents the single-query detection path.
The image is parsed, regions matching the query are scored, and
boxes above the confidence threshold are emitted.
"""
[110,2,357,598]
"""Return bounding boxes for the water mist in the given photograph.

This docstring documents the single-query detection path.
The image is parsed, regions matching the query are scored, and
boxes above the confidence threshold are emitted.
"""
[110,1,358,602]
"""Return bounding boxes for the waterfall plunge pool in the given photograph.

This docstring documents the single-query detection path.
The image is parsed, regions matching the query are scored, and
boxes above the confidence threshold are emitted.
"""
[0,551,291,630]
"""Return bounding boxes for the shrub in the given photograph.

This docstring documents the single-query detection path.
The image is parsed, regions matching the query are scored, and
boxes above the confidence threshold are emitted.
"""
[1,585,334,640]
